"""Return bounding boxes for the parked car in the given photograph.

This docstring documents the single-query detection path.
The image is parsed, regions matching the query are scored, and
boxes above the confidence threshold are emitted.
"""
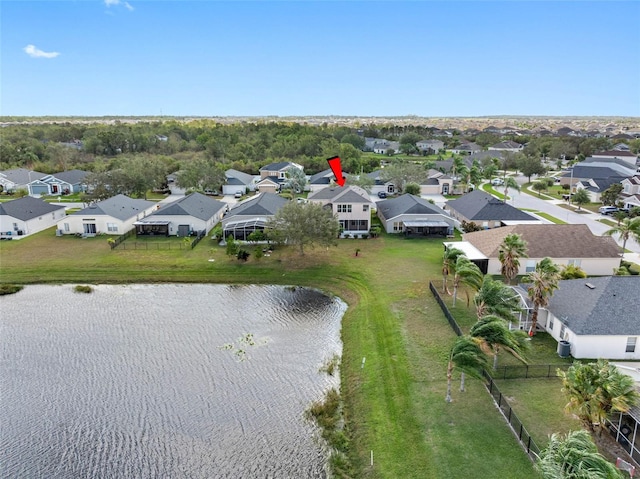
[378,191,387,199]
[491,178,504,186]
[234,191,243,199]
[598,206,618,215]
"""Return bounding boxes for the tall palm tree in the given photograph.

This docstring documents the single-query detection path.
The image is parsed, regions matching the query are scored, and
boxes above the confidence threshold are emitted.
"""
[604,217,640,267]
[503,177,520,203]
[470,315,529,370]
[526,257,560,336]
[473,277,522,321]
[442,247,464,294]
[558,359,639,435]
[535,430,624,479]
[452,255,483,307]
[446,336,488,403]
[498,233,528,285]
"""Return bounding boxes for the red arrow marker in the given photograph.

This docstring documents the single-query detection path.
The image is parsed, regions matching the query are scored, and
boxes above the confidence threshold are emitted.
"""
[327,156,346,187]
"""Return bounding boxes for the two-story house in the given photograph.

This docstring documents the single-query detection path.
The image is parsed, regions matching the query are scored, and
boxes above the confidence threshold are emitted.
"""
[416,139,445,154]
[257,162,303,194]
[307,186,373,237]
[620,174,640,209]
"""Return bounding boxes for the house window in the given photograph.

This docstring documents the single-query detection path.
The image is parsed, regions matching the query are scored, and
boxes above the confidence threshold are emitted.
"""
[626,337,637,353]
[525,260,536,273]
[393,222,402,231]
[548,316,554,331]
[107,223,118,232]
[560,324,566,340]
[568,259,582,267]
[64,223,70,232]
[13,222,18,231]
[363,205,369,212]
[337,204,352,213]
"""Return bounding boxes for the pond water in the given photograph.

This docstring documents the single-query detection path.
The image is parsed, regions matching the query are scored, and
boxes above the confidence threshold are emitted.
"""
[0,284,345,478]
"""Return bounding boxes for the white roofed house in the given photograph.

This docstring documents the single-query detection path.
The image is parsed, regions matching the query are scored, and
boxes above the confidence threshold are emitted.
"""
[0,196,66,239]
[307,186,373,237]
[133,192,227,237]
[222,169,258,196]
[57,194,157,236]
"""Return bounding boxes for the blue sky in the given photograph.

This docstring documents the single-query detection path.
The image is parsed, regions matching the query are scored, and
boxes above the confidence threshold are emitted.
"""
[2,1,639,117]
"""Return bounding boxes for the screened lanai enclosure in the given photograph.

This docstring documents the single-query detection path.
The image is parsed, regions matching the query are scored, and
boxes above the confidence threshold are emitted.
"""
[608,404,640,468]
[223,218,268,241]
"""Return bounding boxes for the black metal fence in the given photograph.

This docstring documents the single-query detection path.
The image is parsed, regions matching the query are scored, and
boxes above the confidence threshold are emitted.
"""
[483,370,541,459]
[428,281,462,337]
[112,230,207,251]
[109,228,135,249]
[489,364,571,380]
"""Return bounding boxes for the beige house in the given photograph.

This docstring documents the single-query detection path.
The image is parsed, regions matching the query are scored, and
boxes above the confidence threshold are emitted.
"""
[457,224,621,276]
[420,170,453,195]
[307,185,373,236]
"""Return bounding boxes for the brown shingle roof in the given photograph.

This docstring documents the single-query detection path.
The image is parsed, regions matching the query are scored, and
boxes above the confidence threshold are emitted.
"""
[463,224,620,259]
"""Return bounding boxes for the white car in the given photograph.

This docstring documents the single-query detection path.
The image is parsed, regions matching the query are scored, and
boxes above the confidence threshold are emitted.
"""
[491,178,504,186]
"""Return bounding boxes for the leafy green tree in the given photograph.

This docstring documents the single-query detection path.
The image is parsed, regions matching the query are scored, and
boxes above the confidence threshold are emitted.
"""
[340,133,365,150]
[558,360,639,434]
[604,217,640,267]
[532,181,548,196]
[177,159,226,193]
[470,315,529,369]
[451,255,483,307]
[379,161,428,193]
[473,277,522,321]
[404,182,421,195]
[442,247,465,294]
[536,430,624,479]
[446,336,488,403]
[225,235,239,256]
[526,257,560,336]
[285,166,307,197]
[399,132,421,155]
[517,155,546,182]
[499,233,528,285]
[268,202,340,255]
[571,189,591,211]
[600,183,623,206]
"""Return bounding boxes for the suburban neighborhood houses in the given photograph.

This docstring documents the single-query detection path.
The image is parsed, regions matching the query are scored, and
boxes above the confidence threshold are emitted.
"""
[2,117,640,479]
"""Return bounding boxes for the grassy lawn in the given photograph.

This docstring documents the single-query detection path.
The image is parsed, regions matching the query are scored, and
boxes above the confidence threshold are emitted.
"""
[481,183,509,200]
[495,378,583,447]
[535,211,567,224]
[0,228,538,478]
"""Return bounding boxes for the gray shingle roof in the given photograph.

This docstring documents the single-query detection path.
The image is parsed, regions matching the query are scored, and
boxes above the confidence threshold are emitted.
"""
[51,169,89,184]
[446,190,536,221]
[226,193,289,218]
[309,168,334,185]
[0,196,65,221]
[0,168,47,184]
[225,169,255,185]
[377,194,447,220]
[260,161,293,172]
[148,192,226,221]
[541,277,640,335]
[307,186,371,203]
[564,166,631,180]
[71,194,156,221]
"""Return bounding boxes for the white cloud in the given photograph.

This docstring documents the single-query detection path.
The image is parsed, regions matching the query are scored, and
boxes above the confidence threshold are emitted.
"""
[23,44,60,59]
[104,0,134,10]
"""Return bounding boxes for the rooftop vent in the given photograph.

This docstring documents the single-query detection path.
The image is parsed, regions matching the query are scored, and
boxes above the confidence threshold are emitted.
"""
[585,283,596,289]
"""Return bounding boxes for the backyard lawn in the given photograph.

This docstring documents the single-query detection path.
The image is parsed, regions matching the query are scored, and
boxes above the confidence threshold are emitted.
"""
[0,228,544,478]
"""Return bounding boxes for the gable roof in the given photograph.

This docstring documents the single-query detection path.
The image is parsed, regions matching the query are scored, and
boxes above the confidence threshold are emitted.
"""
[446,190,536,221]
[542,276,640,335]
[309,168,334,185]
[377,194,448,220]
[0,196,65,221]
[593,150,637,158]
[562,165,632,180]
[490,140,522,149]
[226,193,288,218]
[51,169,89,184]
[581,157,637,175]
[70,194,156,221]
[260,161,296,172]
[0,168,47,184]
[225,169,255,185]
[463,224,620,259]
[580,176,625,192]
[148,192,226,221]
[307,185,371,203]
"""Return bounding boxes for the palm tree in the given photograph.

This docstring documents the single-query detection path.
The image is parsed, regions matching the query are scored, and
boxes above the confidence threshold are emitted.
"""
[604,217,640,267]
[535,430,624,479]
[470,315,529,370]
[526,257,560,336]
[558,359,639,435]
[442,247,464,294]
[498,233,528,285]
[571,188,591,211]
[473,277,522,321]
[446,336,488,402]
[503,177,520,203]
[451,255,483,307]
